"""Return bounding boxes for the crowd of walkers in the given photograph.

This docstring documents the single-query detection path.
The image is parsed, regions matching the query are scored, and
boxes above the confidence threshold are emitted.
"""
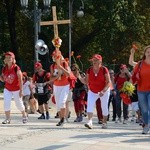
[0,45,150,135]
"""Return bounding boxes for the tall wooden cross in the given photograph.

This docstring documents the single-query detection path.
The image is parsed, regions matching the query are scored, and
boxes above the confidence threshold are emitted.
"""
[40,6,71,38]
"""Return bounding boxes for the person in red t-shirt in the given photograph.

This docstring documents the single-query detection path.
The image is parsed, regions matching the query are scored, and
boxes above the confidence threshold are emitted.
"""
[114,64,131,124]
[50,50,70,126]
[78,54,111,129]
[132,45,150,134]
[71,63,87,122]
[32,62,51,120]
[0,52,27,124]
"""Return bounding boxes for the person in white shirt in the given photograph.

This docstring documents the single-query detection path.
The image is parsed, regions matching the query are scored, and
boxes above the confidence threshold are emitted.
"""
[22,72,32,115]
[28,77,38,114]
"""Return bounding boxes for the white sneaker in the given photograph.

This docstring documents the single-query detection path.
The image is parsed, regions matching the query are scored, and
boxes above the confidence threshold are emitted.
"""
[22,117,28,124]
[102,123,107,129]
[115,118,122,123]
[123,119,128,124]
[2,119,11,124]
[84,122,93,129]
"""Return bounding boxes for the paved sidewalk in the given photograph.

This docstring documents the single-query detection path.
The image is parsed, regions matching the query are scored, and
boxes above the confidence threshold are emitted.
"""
[0,94,150,150]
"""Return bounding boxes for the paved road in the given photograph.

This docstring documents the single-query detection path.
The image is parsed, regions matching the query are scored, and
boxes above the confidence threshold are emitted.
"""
[0,94,150,150]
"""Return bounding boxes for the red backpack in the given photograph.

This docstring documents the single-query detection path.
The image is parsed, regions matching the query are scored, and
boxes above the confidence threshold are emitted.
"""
[51,62,77,89]
[132,61,142,84]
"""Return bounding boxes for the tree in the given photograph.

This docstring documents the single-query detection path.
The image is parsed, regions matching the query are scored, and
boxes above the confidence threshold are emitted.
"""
[0,0,149,73]
[3,0,19,59]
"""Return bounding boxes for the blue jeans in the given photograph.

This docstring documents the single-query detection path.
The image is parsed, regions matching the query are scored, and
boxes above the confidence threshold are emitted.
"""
[137,91,150,125]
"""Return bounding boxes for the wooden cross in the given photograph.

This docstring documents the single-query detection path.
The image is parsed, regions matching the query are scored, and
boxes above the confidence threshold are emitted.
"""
[40,6,71,38]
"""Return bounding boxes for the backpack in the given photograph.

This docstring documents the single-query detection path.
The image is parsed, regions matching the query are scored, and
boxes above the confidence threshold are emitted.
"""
[34,71,49,95]
[51,62,77,89]
[131,61,142,84]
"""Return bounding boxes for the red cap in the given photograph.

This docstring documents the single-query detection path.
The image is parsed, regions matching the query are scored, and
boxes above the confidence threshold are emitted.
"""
[34,62,42,69]
[4,52,15,58]
[90,54,102,61]
[120,64,127,69]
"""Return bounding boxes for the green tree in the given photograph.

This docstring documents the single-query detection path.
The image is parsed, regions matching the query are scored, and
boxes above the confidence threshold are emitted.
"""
[0,0,149,73]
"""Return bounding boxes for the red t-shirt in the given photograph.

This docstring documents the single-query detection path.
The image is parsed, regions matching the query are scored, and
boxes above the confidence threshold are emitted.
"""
[51,62,69,86]
[87,66,109,93]
[134,61,150,91]
[2,64,20,91]
[115,75,127,90]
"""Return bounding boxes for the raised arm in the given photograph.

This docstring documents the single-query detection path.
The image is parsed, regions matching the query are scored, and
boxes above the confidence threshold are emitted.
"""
[129,48,138,67]
[78,71,88,85]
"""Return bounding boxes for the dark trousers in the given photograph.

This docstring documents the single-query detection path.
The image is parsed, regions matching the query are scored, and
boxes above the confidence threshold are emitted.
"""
[108,94,116,119]
[96,98,103,121]
[116,91,128,119]
[74,100,84,114]
[73,91,86,114]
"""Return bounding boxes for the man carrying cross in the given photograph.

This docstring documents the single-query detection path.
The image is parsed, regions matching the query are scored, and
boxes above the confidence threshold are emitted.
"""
[40,6,71,126]
[49,47,71,126]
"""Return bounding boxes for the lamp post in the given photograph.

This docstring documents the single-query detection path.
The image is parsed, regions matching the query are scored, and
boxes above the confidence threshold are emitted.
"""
[20,0,51,63]
[69,0,84,66]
